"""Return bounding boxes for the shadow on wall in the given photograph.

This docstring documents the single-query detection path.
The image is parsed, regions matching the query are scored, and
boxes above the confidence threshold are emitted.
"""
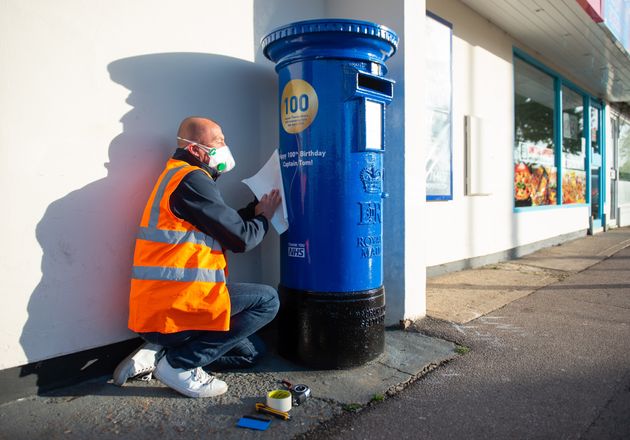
[20,53,276,392]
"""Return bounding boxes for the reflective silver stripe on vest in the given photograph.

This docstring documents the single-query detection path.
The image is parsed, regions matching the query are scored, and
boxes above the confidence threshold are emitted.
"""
[137,227,216,248]
[132,266,226,283]
[148,165,187,228]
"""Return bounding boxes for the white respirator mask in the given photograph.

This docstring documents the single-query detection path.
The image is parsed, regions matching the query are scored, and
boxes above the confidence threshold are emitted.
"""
[178,136,236,174]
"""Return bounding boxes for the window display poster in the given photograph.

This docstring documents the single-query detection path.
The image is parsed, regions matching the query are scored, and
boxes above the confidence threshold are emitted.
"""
[562,170,586,204]
[514,162,557,207]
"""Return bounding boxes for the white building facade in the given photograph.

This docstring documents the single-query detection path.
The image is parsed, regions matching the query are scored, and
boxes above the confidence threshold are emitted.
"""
[1,0,628,387]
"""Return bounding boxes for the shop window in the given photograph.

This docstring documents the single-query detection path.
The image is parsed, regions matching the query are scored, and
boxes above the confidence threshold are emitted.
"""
[619,118,630,181]
[562,86,586,204]
[514,58,557,207]
[425,12,452,200]
[513,52,593,209]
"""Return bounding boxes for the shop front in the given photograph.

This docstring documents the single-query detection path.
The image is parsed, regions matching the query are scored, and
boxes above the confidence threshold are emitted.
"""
[513,49,605,234]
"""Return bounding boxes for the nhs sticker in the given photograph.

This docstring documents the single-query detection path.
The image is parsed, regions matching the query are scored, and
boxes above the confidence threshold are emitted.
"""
[288,243,306,258]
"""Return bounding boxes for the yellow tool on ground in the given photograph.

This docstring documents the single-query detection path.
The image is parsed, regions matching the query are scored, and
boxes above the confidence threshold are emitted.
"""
[255,403,291,421]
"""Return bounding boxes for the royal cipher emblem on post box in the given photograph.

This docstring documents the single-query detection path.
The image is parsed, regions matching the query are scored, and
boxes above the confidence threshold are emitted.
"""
[360,164,382,194]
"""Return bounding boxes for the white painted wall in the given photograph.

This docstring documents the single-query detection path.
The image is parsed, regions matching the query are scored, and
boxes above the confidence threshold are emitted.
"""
[326,0,427,324]
[253,0,326,290]
[425,0,591,268]
[0,0,327,370]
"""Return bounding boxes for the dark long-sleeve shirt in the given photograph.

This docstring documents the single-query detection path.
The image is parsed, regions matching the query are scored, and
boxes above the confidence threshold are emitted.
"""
[168,148,268,253]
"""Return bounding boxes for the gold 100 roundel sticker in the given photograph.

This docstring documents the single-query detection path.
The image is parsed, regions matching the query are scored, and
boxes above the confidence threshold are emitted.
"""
[280,79,319,134]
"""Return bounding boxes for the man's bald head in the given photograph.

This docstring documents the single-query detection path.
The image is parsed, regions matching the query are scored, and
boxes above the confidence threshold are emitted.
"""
[177,117,224,148]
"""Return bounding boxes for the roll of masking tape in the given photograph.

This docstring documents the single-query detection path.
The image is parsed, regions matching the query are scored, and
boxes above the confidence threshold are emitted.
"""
[266,389,292,412]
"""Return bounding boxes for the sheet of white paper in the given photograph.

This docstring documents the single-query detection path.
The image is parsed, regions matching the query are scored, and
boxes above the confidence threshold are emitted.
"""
[241,149,289,234]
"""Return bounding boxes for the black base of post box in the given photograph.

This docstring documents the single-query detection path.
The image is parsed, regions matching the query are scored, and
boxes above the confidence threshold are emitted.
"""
[277,285,385,369]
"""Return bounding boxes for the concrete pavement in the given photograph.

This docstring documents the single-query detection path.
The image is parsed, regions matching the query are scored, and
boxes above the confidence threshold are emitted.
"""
[427,227,630,324]
[1,227,629,439]
[0,324,456,439]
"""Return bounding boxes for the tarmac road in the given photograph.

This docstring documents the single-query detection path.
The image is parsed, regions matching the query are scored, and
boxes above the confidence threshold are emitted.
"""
[303,246,630,440]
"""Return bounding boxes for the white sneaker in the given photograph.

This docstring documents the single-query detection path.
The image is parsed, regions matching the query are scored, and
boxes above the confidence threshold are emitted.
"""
[112,342,163,386]
[153,356,228,398]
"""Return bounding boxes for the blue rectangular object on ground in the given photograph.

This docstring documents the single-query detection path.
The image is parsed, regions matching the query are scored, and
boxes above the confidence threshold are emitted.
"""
[236,416,272,431]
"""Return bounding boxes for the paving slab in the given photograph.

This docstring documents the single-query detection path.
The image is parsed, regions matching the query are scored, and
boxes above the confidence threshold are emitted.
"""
[427,262,564,323]
[518,227,630,272]
[0,330,455,440]
[427,227,630,324]
[266,330,457,405]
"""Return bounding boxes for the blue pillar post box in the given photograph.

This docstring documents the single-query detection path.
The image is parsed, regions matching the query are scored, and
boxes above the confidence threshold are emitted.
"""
[262,19,398,368]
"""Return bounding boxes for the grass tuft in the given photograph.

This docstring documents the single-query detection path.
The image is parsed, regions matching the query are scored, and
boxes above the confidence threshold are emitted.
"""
[342,403,362,412]
[455,345,471,355]
[370,394,385,403]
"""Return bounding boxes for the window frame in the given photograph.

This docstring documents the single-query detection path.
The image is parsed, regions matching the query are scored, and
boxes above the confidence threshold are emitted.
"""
[425,11,454,201]
[513,48,603,212]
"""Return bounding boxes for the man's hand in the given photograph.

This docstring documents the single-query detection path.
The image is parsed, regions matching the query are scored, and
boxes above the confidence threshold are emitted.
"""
[255,189,282,220]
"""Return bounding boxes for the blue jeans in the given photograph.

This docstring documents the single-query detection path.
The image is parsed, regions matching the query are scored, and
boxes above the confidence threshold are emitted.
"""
[140,283,279,370]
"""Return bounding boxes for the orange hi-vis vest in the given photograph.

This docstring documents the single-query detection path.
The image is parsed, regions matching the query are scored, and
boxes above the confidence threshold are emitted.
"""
[128,159,231,333]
